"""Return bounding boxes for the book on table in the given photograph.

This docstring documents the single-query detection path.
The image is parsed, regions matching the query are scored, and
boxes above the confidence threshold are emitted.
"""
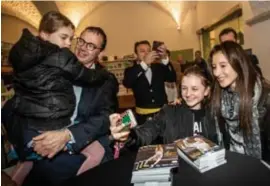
[175,135,226,173]
[131,143,178,184]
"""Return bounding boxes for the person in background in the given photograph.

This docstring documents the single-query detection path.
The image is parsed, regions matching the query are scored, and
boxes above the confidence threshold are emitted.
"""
[219,27,263,77]
[123,40,176,125]
[110,65,217,150]
[177,54,185,73]
[165,50,178,103]
[210,41,270,163]
[194,50,209,73]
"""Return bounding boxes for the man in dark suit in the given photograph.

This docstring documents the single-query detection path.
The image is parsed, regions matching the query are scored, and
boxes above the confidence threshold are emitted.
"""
[219,27,263,77]
[123,40,176,125]
[23,27,118,186]
[68,26,118,162]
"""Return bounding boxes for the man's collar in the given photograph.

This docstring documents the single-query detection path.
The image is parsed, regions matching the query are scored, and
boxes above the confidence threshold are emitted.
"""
[85,62,95,69]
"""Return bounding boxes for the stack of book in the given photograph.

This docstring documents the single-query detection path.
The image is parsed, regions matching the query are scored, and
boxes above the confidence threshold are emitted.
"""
[131,144,178,186]
[175,135,226,173]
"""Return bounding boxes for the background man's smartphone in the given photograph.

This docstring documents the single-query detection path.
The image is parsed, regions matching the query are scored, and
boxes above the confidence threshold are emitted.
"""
[152,41,164,53]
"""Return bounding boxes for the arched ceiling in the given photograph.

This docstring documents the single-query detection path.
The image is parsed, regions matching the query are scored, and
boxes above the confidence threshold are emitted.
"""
[153,1,197,29]
[54,1,105,27]
[1,1,196,30]
[3,1,270,31]
[2,1,42,28]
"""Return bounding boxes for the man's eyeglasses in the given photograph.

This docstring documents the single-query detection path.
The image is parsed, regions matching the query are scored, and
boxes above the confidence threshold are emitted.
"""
[76,37,102,51]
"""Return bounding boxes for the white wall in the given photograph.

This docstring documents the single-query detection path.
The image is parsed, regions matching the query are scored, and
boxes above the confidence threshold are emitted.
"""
[77,1,199,57]
[241,2,270,80]
[1,14,38,44]
[249,19,270,80]
[196,1,240,30]
[2,1,268,79]
[196,1,270,80]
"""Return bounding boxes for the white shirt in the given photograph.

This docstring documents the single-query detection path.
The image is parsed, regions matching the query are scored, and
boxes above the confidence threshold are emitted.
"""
[68,62,96,143]
[139,57,170,84]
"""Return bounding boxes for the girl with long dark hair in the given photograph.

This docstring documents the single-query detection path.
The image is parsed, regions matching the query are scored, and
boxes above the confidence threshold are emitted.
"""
[210,41,270,161]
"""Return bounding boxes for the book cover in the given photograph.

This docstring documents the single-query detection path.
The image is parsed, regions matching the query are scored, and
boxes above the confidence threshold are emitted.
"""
[133,144,178,172]
[175,135,223,162]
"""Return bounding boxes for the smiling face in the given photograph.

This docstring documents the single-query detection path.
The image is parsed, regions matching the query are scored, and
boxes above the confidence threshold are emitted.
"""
[136,43,151,61]
[181,74,210,110]
[75,31,104,66]
[212,52,238,89]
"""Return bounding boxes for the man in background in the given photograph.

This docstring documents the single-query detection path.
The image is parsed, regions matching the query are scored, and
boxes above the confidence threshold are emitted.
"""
[123,40,176,125]
[165,50,178,103]
[219,27,263,77]
[177,54,185,73]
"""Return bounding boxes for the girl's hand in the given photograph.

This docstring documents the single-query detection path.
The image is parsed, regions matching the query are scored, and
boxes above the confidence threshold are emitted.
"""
[109,113,130,141]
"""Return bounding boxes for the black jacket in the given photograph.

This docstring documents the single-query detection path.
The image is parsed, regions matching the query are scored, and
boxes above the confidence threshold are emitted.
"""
[249,54,263,77]
[217,81,270,162]
[259,81,270,162]
[123,62,176,108]
[68,63,119,153]
[126,104,218,147]
[7,29,109,130]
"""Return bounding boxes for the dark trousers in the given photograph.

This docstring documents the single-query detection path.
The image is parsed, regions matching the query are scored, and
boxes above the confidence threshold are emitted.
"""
[7,122,83,186]
[23,135,113,186]
[23,152,85,186]
[21,129,42,160]
[98,135,114,163]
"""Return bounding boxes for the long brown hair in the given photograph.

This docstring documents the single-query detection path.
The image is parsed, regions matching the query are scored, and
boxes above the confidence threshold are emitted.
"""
[209,41,260,134]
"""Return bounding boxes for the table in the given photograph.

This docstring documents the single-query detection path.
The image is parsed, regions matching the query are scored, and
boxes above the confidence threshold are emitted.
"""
[63,151,270,186]
[172,152,270,186]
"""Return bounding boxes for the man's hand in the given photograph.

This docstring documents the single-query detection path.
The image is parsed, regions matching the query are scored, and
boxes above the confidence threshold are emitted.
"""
[143,51,160,66]
[33,129,71,159]
[109,113,130,141]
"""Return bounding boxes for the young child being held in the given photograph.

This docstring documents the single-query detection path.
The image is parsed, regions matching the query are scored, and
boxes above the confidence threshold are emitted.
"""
[2,11,110,161]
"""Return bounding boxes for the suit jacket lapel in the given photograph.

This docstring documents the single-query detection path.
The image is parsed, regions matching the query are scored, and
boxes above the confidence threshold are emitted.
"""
[76,62,103,121]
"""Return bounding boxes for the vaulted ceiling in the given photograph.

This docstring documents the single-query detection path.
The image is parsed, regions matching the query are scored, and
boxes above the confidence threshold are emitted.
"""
[1,1,197,32]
